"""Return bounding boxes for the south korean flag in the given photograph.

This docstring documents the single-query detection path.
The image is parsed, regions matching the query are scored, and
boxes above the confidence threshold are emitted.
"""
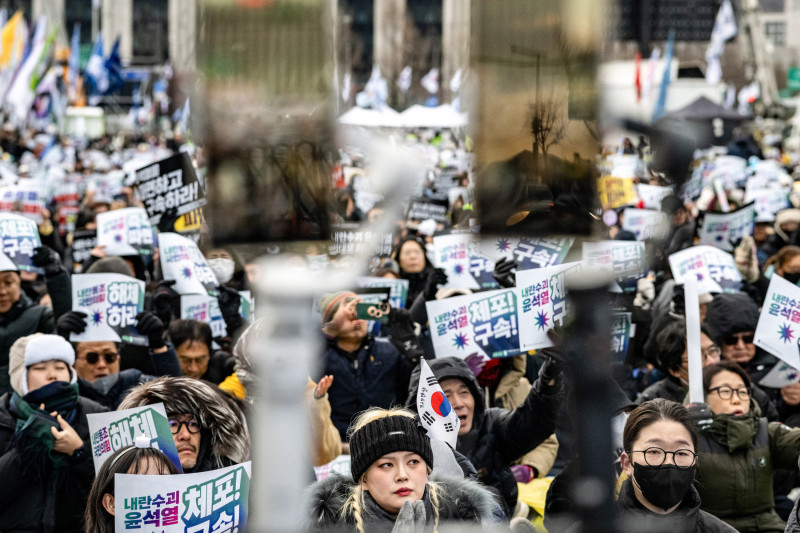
[416,358,460,448]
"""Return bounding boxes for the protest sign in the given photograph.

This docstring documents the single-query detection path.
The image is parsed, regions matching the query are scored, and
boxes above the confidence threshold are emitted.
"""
[314,454,352,482]
[0,212,41,272]
[135,152,206,224]
[425,288,521,359]
[70,273,147,345]
[516,262,581,350]
[406,197,449,225]
[88,404,181,473]
[181,294,227,338]
[433,233,481,290]
[582,241,646,293]
[636,184,671,210]
[754,275,800,369]
[597,176,636,209]
[759,361,800,389]
[622,208,669,241]
[356,276,409,309]
[668,245,742,294]
[57,205,80,235]
[611,311,634,364]
[115,462,251,532]
[0,182,44,222]
[744,188,789,220]
[417,358,460,447]
[330,223,393,257]
[238,290,255,321]
[477,236,574,270]
[96,207,154,257]
[159,232,219,296]
[71,229,97,266]
[697,204,755,251]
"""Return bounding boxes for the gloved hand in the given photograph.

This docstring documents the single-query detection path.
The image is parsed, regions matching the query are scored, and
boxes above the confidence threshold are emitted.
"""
[492,257,517,288]
[536,329,564,393]
[156,206,181,234]
[423,268,448,301]
[632,277,655,310]
[151,280,180,326]
[733,235,759,284]
[511,464,536,483]
[56,311,87,340]
[135,311,166,350]
[464,352,487,377]
[388,308,424,364]
[32,246,63,277]
[686,402,714,431]
[217,285,244,335]
[392,499,426,533]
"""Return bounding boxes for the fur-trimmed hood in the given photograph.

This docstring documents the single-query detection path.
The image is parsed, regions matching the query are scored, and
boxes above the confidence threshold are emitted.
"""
[303,473,507,532]
[118,376,249,467]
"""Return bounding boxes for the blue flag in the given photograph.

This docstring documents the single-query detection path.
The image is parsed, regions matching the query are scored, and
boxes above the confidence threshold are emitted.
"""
[104,36,123,95]
[652,29,675,122]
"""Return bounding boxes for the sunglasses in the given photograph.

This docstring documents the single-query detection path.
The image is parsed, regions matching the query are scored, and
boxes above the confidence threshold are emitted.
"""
[722,333,754,346]
[79,351,119,365]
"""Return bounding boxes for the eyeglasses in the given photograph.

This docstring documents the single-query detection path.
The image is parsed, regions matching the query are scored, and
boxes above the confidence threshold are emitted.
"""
[630,447,697,468]
[722,333,754,346]
[168,418,201,434]
[78,352,119,365]
[708,386,750,401]
[702,345,721,362]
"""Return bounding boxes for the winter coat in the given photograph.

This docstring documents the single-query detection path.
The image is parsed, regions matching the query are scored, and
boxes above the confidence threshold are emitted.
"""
[118,376,249,473]
[200,350,236,385]
[612,478,738,533]
[638,375,686,404]
[0,393,107,533]
[0,293,54,394]
[406,357,561,516]
[303,473,507,532]
[319,335,415,440]
[785,496,800,533]
[695,406,800,533]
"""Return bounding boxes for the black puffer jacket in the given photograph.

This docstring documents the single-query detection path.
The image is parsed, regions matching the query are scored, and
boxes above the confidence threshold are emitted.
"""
[405,357,561,516]
[0,293,54,394]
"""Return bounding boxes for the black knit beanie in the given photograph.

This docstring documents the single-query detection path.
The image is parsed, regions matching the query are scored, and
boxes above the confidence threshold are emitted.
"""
[349,415,434,481]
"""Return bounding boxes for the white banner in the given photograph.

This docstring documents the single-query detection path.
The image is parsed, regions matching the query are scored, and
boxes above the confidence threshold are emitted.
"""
[622,208,669,241]
[698,205,755,252]
[96,207,154,257]
[755,275,800,369]
[158,232,218,296]
[668,245,742,294]
[181,294,227,338]
[70,273,147,345]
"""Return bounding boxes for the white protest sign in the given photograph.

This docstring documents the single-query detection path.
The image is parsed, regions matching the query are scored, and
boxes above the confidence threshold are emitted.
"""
[96,207,154,256]
[433,233,481,289]
[70,273,147,345]
[698,204,755,251]
[622,208,669,241]
[477,235,574,270]
[158,232,219,296]
[636,184,671,210]
[668,245,742,294]
[759,361,800,389]
[417,358,460,448]
[0,212,41,272]
[181,294,227,338]
[425,288,521,359]
[582,241,646,293]
[744,188,789,220]
[87,404,182,473]
[754,275,800,369]
[115,462,251,532]
[516,262,580,350]
[685,276,704,403]
[0,182,44,222]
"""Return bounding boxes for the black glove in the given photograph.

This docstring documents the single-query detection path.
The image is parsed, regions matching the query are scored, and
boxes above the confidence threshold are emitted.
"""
[151,280,180,326]
[492,257,517,288]
[536,329,564,393]
[388,308,424,364]
[217,285,244,335]
[135,311,166,350]
[686,402,714,431]
[32,245,63,277]
[423,268,448,300]
[157,206,181,233]
[56,311,87,339]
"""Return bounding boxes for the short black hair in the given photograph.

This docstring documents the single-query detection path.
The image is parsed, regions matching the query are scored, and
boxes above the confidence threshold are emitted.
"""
[655,321,687,374]
[168,319,213,352]
[703,360,751,393]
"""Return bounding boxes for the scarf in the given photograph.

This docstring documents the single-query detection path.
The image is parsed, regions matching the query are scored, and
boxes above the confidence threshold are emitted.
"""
[707,413,759,452]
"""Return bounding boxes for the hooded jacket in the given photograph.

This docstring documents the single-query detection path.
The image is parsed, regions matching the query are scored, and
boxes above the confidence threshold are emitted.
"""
[118,376,249,472]
[0,292,54,394]
[695,400,800,533]
[303,472,506,532]
[405,357,560,516]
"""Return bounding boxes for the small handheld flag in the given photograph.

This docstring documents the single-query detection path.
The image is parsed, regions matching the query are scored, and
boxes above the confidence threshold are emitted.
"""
[417,358,460,448]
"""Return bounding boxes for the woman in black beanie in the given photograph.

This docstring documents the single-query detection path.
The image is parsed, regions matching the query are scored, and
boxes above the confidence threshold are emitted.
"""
[303,407,505,532]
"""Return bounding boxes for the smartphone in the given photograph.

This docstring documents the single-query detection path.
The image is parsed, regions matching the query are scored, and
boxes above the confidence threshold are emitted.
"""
[355,302,390,323]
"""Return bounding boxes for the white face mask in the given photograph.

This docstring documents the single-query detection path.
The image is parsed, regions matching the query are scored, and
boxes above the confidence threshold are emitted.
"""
[208,258,235,284]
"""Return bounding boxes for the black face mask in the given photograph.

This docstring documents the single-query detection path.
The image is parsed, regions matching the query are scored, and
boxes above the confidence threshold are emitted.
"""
[783,272,800,285]
[632,463,696,511]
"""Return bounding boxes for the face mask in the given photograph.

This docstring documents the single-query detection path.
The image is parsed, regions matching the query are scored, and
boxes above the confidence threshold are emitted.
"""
[632,463,696,511]
[208,258,235,284]
[783,271,800,285]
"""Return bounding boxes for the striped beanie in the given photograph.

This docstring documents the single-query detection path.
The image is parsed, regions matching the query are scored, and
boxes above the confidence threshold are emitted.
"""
[319,291,358,324]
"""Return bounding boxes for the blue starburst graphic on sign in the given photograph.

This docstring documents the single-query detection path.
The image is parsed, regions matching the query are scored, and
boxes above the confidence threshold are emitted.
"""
[695,273,704,281]
[114,234,123,243]
[181,266,193,279]
[454,264,465,275]
[91,310,103,325]
[715,235,724,242]
[496,238,511,253]
[452,332,469,349]
[535,310,549,330]
[788,372,799,381]
[779,323,795,344]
